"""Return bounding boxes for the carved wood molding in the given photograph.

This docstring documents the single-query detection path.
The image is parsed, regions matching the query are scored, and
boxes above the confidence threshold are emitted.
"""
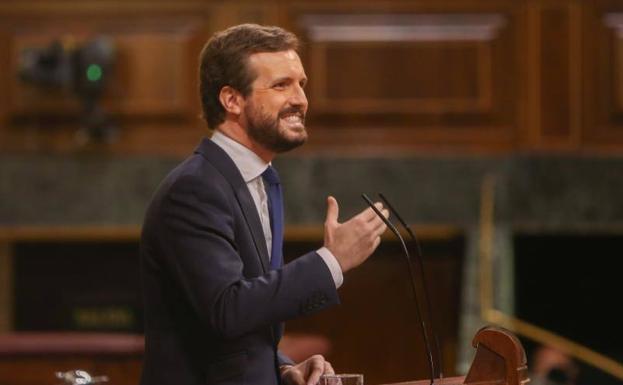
[0,224,460,242]
[300,14,506,42]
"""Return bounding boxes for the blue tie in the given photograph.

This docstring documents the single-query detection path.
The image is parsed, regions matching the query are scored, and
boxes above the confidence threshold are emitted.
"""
[262,166,283,270]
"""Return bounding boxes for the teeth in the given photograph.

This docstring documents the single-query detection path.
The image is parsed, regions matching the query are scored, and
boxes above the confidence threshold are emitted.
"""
[283,115,301,123]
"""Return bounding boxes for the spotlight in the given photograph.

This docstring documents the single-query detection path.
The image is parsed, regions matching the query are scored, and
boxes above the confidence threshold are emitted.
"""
[19,36,117,144]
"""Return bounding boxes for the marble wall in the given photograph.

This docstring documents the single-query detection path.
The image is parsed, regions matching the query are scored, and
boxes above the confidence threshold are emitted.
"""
[3,152,623,228]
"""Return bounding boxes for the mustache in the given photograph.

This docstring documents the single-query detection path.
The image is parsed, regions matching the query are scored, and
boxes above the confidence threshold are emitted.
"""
[278,106,306,119]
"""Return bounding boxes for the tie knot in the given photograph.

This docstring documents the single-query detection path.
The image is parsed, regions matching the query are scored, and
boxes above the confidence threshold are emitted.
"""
[262,166,280,185]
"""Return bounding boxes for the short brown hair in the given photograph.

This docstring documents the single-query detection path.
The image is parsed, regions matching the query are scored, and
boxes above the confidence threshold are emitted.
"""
[199,24,299,129]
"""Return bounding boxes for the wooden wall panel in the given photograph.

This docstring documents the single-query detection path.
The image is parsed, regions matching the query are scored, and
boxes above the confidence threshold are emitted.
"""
[291,10,519,152]
[584,4,623,148]
[301,15,502,114]
[539,7,572,139]
[524,2,582,150]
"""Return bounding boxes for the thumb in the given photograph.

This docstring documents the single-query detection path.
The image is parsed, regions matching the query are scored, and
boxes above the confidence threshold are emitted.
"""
[325,196,339,225]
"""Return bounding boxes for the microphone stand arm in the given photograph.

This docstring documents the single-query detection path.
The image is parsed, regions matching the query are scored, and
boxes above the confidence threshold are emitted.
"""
[362,194,436,385]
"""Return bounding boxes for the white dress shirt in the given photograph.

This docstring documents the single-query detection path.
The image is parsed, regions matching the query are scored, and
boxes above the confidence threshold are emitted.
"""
[210,130,343,288]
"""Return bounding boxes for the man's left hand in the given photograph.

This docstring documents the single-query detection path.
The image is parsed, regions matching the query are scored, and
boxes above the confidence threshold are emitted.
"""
[281,354,335,385]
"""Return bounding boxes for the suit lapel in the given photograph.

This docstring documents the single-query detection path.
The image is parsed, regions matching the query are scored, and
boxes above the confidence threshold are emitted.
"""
[233,185,270,273]
[194,138,270,274]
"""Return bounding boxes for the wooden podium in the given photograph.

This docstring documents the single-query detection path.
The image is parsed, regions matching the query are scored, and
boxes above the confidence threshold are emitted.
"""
[380,326,529,385]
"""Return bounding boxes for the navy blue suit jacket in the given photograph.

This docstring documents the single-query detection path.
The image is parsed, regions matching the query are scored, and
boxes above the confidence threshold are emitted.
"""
[139,138,340,385]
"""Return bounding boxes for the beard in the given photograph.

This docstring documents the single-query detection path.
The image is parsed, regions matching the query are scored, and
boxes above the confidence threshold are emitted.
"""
[244,104,307,154]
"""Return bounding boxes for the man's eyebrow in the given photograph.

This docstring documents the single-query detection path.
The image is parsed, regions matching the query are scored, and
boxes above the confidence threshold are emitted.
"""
[270,76,307,84]
[270,76,292,84]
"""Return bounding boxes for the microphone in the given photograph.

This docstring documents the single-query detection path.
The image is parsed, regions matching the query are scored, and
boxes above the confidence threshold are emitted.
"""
[361,194,437,385]
[378,193,444,380]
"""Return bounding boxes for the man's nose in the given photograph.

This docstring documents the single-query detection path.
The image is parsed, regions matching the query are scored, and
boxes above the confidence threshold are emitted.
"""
[290,84,308,108]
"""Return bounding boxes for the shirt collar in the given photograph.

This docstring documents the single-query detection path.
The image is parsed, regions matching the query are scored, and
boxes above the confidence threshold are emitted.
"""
[210,130,269,182]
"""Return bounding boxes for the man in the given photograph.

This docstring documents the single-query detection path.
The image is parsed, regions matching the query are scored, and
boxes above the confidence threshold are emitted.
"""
[140,24,388,385]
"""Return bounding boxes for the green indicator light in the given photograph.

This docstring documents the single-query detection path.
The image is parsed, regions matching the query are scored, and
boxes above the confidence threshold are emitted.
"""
[86,64,103,82]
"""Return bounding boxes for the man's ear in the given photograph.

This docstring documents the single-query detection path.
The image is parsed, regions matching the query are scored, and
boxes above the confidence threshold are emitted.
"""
[219,86,244,116]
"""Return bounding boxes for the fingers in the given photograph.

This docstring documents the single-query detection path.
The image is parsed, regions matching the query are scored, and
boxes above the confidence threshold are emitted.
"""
[306,355,326,385]
[358,202,390,224]
[372,235,382,250]
[357,202,382,221]
[324,360,335,375]
[287,369,305,385]
[325,196,339,226]
[282,356,336,385]
[330,198,389,226]
[362,208,389,236]
[380,207,390,219]
[372,220,388,235]
[344,204,388,243]
[369,208,389,227]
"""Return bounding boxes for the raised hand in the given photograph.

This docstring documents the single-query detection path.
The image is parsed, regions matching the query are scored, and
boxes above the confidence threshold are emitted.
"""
[323,196,389,273]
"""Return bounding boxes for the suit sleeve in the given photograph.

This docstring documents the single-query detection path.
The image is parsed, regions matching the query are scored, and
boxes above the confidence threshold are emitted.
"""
[158,175,339,339]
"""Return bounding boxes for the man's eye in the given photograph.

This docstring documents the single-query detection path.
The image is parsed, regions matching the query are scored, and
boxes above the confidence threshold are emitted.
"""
[273,82,287,89]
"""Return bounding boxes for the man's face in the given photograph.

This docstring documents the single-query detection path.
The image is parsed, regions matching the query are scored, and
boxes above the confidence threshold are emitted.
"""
[242,50,309,154]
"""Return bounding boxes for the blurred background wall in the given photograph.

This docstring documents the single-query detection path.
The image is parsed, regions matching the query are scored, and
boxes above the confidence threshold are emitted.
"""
[1,1,622,384]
